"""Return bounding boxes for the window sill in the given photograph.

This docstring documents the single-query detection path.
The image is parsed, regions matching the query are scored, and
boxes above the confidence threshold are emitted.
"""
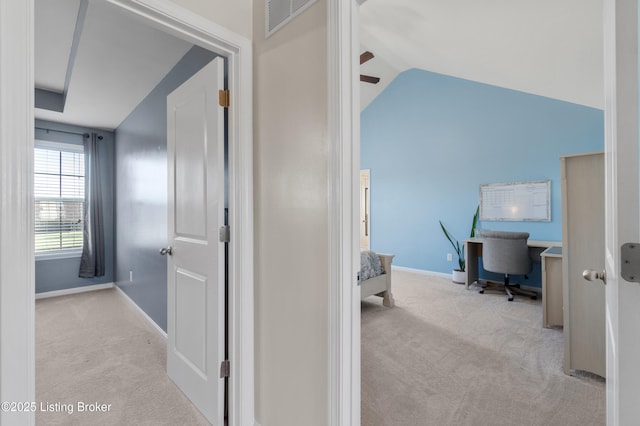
[35,250,82,261]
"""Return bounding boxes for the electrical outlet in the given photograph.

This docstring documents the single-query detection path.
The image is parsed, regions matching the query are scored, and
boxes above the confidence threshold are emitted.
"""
[129,270,133,282]
[447,253,453,262]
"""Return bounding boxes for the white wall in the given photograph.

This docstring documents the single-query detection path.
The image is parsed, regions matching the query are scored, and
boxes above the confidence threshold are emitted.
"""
[253,0,329,425]
[170,0,252,39]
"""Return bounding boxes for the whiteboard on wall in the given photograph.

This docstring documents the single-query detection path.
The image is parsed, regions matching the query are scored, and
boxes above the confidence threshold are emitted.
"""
[480,180,551,222]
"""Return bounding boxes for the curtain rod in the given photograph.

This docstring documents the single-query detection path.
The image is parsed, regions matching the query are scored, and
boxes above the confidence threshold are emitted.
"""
[35,127,103,140]
[35,127,87,137]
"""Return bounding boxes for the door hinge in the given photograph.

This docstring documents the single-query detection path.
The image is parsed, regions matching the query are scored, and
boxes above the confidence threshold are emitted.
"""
[220,359,230,378]
[218,89,230,108]
[219,225,230,243]
[621,243,640,283]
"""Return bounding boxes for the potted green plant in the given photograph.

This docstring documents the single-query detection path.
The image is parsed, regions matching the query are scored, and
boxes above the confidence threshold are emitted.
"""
[439,205,480,284]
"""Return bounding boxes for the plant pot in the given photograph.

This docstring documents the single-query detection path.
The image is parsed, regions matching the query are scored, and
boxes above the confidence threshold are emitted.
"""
[452,269,465,284]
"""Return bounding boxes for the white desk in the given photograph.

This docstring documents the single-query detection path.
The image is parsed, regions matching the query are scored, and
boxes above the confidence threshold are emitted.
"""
[464,238,563,327]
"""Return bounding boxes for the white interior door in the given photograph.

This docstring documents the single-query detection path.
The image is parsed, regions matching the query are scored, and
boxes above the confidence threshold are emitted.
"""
[166,57,225,425]
[562,153,605,377]
[360,169,370,250]
[603,0,640,424]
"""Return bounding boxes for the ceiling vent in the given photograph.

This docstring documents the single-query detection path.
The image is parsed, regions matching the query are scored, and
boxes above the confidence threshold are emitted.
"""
[266,0,317,37]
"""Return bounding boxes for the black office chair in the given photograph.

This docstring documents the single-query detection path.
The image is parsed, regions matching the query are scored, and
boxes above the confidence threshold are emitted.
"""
[476,229,538,302]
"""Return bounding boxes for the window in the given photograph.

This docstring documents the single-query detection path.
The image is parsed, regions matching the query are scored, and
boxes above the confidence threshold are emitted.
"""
[34,141,85,257]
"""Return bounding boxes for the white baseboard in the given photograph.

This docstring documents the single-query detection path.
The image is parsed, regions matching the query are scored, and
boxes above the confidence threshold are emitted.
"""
[114,285,167,340]
[35,282,114,299]
[392,265,453,280]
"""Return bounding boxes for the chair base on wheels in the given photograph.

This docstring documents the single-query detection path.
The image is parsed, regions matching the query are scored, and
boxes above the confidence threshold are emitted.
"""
[477,275,538,302]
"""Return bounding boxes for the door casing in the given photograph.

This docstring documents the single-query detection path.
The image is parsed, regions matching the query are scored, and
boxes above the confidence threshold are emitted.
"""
[0,1,254,425]
[327,1,361,425]
[603,0,640,424]
[329,1,640,425]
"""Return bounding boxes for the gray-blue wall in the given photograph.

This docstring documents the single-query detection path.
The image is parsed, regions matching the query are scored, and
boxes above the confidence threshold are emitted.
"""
[115,46,217,332]
[35,120,115,293]
[361,69,604,287]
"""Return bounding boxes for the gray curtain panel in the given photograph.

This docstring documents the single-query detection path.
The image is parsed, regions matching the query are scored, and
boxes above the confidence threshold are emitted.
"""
[79,133,105,278]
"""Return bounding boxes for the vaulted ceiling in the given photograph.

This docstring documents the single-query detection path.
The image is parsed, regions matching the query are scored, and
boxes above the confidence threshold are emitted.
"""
[37,0,605,124]
[360,0,604,111]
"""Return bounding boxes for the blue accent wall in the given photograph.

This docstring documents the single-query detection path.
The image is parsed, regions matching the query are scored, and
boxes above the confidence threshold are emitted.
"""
[361,69,604,286]
[35,120,115,293]
[115,46,217,332]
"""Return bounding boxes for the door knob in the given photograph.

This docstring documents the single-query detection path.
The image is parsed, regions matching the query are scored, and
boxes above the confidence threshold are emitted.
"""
[160,246,174,256]
[583,269,606,285]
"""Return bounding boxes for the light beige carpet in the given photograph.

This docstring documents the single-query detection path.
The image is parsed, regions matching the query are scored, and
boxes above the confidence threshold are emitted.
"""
[361,269,605,426]
[36,288,209,426]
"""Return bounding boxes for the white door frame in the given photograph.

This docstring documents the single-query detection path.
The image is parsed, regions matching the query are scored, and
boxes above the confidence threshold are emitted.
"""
[329,1,639,426]
[0,1,254,425]
[0,1,36,423]
[603,0,639,423]
[328,1,360,425]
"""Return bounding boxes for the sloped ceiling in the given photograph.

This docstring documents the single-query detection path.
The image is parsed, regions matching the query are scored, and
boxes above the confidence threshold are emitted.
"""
[35,0,193,130]
[37,0,605,122]
[360,0,604,110]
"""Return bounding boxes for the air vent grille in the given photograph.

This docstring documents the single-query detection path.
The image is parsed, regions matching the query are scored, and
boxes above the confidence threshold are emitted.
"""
[292,0,311,13]
[266,0,318,37]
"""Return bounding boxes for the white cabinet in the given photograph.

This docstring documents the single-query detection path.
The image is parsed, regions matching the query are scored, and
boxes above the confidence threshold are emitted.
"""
[561,152,605,377]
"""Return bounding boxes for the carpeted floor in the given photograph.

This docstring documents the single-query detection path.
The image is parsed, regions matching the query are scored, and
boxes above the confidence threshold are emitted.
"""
[37,273,605,426]
[36,288,209,426]
[361,269,606,426]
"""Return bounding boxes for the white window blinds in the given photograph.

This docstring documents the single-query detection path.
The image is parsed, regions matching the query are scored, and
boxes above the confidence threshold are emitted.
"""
[34,142,85,254]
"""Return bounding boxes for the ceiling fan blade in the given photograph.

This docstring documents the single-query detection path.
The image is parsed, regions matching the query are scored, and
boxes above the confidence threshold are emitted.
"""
[360,51,374,65]
[360,74,380,84]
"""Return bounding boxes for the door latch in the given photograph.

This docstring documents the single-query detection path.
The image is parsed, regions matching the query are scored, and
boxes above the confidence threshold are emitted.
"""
[621,243,640,283]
